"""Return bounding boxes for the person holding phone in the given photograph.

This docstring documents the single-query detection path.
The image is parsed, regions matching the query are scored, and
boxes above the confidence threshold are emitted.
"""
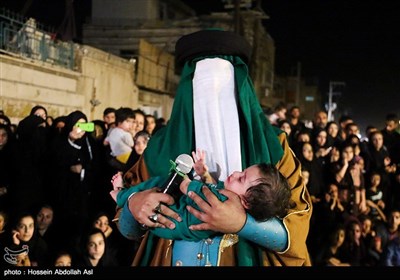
[49,110,100,250]
[76,122,95,133]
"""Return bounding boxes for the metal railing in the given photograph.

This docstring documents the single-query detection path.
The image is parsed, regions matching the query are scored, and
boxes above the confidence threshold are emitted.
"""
[0,8,74,70]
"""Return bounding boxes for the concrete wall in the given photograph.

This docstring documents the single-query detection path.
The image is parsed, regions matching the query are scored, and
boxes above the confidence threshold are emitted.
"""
[76,45,139,121]
[0,54,82,124]
[0,44,140,124]
[92,0,159,23]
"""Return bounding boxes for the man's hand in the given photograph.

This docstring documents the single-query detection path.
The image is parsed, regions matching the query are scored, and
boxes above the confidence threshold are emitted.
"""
[187,187,246,233]
[128,188,182,229]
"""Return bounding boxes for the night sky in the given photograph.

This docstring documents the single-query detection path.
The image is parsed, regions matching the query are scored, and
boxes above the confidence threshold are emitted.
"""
[183,0,400,134]
[2,0,399,134]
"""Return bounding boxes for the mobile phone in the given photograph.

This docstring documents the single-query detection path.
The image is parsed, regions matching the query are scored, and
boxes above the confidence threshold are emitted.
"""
[76,122,95,132]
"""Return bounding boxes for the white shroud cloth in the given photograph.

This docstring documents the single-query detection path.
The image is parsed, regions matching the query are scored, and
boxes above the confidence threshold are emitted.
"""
[193,58,242,181]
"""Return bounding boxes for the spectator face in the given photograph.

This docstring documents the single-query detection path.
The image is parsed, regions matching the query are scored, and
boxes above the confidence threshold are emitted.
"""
[340,118,353,130]
[145,116,156,134]
[371,133,384,150]
[351,223,362,241]
[328,184,339,199]
[134,134,149,155]
[366,127,378,138]
[337,229,346,247]
[0,118,8,125]
[55,120,66,133]
[297,132,310,143]
[277,108,287,120]
[134,113,145,133]
[314,112,328,128]
[33,108,47,121]
[349,135,360,145]
[0,127,8,148]
[342,146,354,162]
[16,216,35,242]
[36,207,54,231]
[385,120,398,132]
[280,122,291,136]
[327,123,339,138]
[330,147,340,162]
[356,156,364,170]
[87,232,105,261]
[302,143,313,161]
[103,112,116,126]
[93,215,109,234]
[290,108,300,119]
[370,174,381,187]
[361,218,372,235]
[316,130,327,147]
[55,254,72,267]
[388,211,400,228]
[347,124,360,137]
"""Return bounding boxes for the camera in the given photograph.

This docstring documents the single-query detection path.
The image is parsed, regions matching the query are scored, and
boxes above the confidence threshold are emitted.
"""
[75,122,95,132]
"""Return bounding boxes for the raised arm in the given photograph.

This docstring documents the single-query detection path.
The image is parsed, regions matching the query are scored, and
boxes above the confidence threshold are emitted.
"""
[192,149,215,184]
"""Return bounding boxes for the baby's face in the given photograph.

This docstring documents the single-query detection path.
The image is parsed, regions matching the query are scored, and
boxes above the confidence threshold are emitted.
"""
[224,165,261,196]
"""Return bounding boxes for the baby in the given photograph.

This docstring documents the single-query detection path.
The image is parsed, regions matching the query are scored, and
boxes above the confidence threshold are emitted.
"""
[110,149,292,240]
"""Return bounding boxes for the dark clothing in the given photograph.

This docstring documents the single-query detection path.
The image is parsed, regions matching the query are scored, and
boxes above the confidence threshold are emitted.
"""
[49,111,100,247]
[339,239,368,266]
[0,137,15,212]
[381,236,400,266]
[9,115,49,216]
[381,129,400,165]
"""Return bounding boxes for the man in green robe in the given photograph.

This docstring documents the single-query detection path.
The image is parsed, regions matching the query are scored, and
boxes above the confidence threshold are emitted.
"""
[118,29,312,266]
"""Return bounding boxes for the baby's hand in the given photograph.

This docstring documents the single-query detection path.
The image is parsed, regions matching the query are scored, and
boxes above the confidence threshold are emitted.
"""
[180,177,191,194]
[110,172,124,203]
[192,149,208,177]
[111,172,124,190]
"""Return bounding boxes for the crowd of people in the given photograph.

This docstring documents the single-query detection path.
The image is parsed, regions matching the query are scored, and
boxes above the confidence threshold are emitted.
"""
[0,104,399,267]
[272,105,400,266]
[0,106,164,267]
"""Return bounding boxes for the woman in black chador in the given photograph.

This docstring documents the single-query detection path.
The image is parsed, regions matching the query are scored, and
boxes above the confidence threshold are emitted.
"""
[49,110,100,250]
